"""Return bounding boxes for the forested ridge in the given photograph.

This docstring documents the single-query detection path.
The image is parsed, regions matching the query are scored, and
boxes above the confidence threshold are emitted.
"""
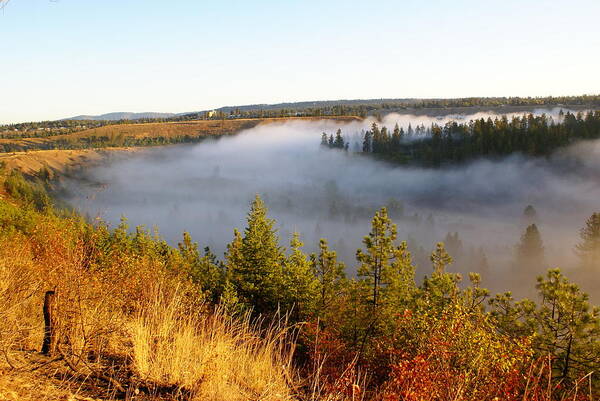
[323,110,600,166]
[3,95,599,138]
[178,95,600,121]
[1,169,598,400]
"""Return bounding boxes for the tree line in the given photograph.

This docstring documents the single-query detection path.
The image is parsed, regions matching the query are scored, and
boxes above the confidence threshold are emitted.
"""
[0,118,174,139]
[3,95,600,138]
[178,95,600,121]
[148,194,600,395]
[0,133,220,153]
[324,110,600,166]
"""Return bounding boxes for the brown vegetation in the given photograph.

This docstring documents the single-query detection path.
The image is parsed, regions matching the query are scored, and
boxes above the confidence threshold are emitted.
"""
[0,148,138,178]
[0,196,299,400]
[0,117,361,152]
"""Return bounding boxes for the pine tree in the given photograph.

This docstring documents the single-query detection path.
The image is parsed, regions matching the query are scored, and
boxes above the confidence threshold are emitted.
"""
[422,243,461,309]
[320,132,328,147]
[219,279,244,315]
[391,123,402,150]
[431,242,453,274]
[362,130,372,153]
[575,212,600,269]
[407,123,414,138]
[178,231,224,303]
[312,238,345,316]
[444,232,463,261]
[382,240,415,311]
[534,269,600,380]
[492,270,600,382]
[225,228,243,276]
[371,123,381,153]
[228,195,285,315]
[283,233,319,320]
[472,246,490,279]
[338,278,372,348]
[516,224,545,270]
[357,207,414,308]
[333,128,345,149]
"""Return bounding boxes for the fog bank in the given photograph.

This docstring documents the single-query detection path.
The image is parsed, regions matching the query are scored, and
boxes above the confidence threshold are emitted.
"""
[60,109,600,299]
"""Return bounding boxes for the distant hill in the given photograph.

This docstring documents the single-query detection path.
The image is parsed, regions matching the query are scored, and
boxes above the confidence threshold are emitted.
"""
[66,112,177,121]
[212,98,418,113]
[64,100,419,121]
[61,95,600,123]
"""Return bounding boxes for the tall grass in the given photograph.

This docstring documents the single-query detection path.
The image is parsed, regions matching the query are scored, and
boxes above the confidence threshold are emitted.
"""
[130,288,296,401]
[0,199,299,400]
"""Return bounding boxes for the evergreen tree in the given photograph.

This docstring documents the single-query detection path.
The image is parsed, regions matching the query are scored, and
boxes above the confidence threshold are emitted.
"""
[472,246,490,279]
[516,224,545,272]
[575,212,600,269]
[422,243,461,309]
[333,128,345,149]
[362,130,372,153]
[444,232,463,261]
[320,132,328,147]
[357,207,414,308]
[382,240,415,311]
[228,195,285,315]
[312,238,345,316]
[219,279,245,315]
[283,233,319,320]
[492,270,600,382]
[178,232,224,303]
[430,242,453,274]
[533,269,600,380]
[391,123,402,150]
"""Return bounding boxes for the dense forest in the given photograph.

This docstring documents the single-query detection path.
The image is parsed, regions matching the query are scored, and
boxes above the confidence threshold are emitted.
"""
[1,170,598,400]
[323,110,600,166]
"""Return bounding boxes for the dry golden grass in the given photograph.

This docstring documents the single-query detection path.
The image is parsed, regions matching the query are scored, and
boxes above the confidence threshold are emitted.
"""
[0,200,302,400]
[0,116,361,150]
[130,289,296,401]
[0,148,138,178]
[0,116,361,179]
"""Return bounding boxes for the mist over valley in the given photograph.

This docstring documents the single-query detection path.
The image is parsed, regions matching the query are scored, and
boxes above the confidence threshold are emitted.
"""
[59,108,600,299]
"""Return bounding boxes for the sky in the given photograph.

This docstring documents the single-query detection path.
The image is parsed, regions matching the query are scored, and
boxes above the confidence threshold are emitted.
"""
[1,0,599,123]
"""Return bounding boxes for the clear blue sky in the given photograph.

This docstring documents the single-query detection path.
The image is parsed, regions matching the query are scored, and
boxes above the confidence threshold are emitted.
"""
[1,0,599,123]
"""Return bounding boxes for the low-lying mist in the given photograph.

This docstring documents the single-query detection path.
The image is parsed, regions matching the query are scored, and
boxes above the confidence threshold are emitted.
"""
[61,109,600,300]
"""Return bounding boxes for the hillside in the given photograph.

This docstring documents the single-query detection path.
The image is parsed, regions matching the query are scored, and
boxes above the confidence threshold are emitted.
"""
[0,172,598,400]
[67,112,178,121]
[0,116,361,154]
[0,148,140,181]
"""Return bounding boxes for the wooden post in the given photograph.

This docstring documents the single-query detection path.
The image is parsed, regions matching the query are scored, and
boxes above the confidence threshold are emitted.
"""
[41,290,56,355]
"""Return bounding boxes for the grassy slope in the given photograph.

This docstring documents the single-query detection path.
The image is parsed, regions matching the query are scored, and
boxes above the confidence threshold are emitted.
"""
[0,148,138,178]
[0,116,360,149]
[0,182,297,401]
[0,116,361,177]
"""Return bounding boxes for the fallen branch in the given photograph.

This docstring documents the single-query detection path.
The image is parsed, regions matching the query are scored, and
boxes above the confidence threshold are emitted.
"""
[58,348,126,393]
[29,355,64,372]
